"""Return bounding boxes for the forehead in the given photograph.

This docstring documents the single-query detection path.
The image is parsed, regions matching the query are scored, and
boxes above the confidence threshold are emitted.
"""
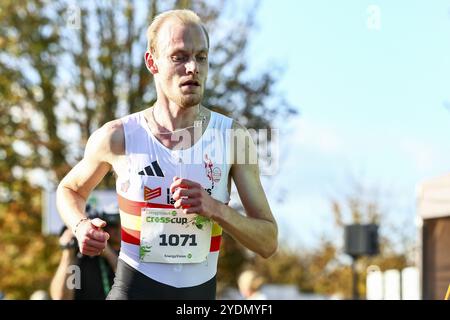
[157,20,208,54]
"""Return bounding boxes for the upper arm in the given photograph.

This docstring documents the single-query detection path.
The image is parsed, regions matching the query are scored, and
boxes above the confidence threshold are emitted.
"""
[230,121,276,225]
[58,120,124,200]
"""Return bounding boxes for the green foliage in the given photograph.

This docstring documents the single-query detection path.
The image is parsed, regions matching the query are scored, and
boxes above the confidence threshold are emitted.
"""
[0,182,60,299]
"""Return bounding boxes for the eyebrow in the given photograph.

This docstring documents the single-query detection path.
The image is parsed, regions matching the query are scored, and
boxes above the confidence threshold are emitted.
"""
[170,48,209,55]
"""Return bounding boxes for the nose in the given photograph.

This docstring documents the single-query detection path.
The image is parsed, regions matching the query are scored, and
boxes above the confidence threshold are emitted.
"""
[185,58,199,75]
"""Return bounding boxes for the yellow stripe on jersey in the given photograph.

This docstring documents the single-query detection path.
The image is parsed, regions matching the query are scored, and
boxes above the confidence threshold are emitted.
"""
[212,222,222,237]
[120,209,142,231]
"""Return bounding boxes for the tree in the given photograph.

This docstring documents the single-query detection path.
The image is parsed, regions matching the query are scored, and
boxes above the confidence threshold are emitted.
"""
[324,178,414,299]
[240,178,416,300]
[0,0,296,298]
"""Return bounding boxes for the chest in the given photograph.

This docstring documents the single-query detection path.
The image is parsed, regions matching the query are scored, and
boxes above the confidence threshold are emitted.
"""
[114,150,223,203]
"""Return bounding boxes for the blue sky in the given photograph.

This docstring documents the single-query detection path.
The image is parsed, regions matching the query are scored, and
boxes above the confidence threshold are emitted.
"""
[241,1,450,250]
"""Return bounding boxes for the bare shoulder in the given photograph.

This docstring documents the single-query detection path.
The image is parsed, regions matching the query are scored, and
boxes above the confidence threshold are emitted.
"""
[231,119,245,130]
[230,120,257,166]
[200,105,212,123]
[84,119,125,162]
[231,120,253,137]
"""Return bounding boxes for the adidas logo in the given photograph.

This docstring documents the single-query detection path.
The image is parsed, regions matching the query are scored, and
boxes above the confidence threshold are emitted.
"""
[139,161,164,177]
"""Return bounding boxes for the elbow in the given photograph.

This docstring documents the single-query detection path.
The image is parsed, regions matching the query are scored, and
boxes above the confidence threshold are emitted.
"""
[259,226,278,259]
[56,180,71,194]
[56,182,68,200]
[55,183,68,215]
[260,240,278,259]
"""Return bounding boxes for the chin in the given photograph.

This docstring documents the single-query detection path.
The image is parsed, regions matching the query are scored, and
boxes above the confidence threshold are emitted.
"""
[178,94,203,108]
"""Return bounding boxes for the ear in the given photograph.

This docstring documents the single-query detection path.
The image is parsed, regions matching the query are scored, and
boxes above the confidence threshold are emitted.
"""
[144,51,158,74]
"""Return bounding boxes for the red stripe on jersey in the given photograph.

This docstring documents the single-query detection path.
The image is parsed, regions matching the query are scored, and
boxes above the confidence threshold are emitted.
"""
[209,235,222,252]
[121,226,140,245]
[118,194,174,216]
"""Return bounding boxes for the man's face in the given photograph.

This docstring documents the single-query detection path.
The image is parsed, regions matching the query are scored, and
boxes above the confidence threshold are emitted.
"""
[150,20,209,108]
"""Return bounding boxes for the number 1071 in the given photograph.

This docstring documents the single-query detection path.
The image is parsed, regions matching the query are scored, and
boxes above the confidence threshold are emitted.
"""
[159,234,197,246]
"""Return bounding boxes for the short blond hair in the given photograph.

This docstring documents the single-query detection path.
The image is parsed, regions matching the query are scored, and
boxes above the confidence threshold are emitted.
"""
[146,9,209,56]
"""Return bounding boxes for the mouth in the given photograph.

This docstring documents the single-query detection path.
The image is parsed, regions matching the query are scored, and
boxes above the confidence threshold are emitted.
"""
[180,80,201,87]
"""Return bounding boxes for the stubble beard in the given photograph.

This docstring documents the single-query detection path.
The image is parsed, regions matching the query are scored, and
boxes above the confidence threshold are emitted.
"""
[179,94,202,108]
[170,88,204,109]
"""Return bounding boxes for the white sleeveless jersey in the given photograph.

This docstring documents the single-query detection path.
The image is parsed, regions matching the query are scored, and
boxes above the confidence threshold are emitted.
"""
[115,110,233,288]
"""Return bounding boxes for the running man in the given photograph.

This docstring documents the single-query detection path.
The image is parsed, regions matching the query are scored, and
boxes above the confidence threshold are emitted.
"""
[56,9,278,299]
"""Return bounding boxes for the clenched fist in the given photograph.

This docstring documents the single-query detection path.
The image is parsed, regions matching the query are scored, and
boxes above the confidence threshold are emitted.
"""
[74,218,110,256]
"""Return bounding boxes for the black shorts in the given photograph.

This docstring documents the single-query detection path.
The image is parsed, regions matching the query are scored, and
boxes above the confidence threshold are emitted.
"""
[106,258,216,300]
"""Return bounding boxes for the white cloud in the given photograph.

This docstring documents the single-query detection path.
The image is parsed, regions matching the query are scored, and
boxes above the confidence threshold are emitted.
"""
[292,118,344,154]
[400,139,439,173]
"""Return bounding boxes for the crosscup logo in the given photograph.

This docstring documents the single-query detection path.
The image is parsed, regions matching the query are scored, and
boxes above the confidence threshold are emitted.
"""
[139,161,164,177]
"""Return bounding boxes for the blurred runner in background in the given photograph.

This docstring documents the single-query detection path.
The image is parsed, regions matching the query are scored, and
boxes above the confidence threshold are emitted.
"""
[50,204,120,300]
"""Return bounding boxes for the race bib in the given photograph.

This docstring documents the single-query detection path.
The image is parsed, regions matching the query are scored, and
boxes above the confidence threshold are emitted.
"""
[139,208,212,264]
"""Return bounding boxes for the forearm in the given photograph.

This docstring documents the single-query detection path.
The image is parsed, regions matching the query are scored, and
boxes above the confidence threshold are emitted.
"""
[213,202,278,258]
[102,246,118,273]
[56,184,88,231]
[50,250,76,300]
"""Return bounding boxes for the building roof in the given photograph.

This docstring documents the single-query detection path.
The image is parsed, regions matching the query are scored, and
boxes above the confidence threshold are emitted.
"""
[417,173,450,219]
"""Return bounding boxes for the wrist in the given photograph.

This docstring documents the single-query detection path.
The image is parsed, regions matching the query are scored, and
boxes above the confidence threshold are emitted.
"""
[72,217,89,236]
[101,244,111,256]
[211,199,225,222]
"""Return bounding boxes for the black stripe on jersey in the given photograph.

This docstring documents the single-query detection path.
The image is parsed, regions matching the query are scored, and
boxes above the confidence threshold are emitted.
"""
[138,161,164,177]
[151,161,164,177]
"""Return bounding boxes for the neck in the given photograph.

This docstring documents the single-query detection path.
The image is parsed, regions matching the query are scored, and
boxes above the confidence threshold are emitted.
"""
[151,100,200,132]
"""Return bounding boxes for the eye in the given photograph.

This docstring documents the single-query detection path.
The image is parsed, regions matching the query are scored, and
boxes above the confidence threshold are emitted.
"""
[197,55,208,62]
[172,55,187,62]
